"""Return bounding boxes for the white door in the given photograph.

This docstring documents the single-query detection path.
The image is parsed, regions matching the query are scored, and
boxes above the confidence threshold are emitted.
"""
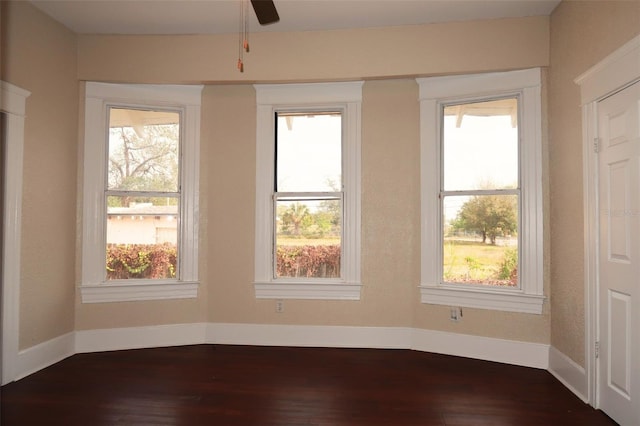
[598,80,640,426]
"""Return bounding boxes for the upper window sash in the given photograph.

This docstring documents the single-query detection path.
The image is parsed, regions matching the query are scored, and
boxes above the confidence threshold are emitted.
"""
[417,69,544,314]
[81,82,202,303]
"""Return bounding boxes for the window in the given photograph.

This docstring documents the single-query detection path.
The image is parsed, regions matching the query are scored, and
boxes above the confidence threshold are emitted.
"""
[417,69,544,314]
[254,82,363,299]
[81,82,202,303]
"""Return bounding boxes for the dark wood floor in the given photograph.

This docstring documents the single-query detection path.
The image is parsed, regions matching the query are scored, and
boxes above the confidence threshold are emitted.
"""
[1,345,616,425]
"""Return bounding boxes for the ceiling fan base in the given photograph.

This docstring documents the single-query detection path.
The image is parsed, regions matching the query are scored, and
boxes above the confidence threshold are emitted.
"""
[250,0,280,25]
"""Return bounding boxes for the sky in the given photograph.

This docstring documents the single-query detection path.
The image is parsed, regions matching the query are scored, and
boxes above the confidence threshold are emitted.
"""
[273,107,518,224]
[276,113,342,193]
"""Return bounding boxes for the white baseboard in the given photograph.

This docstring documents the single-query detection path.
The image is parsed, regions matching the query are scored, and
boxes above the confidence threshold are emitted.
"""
[207,323,549,369]
[548,346,588,402]
[411,328,549,369]
[15,332,75,382]
[10,323,553,385]
[206,323,412,349]
[75,322,207,354]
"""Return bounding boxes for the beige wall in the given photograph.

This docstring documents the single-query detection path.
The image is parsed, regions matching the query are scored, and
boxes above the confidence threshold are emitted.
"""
[77,16,549,84]
[204,80,420,327]
[5,1,557,347]
[548,0,640,366]
[1,2,78,349]
[6,0,640,372]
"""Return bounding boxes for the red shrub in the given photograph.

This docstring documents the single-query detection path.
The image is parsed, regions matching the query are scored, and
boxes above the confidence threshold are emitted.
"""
[276,245,340,278]
[106,243,177,280]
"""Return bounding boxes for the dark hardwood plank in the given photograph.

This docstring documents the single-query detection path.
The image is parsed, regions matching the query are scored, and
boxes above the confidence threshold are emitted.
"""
[1,345,616,425]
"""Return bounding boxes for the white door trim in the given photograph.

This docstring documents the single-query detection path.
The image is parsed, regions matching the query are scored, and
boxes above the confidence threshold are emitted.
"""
[575,34,640,407]
[1,81,30,385]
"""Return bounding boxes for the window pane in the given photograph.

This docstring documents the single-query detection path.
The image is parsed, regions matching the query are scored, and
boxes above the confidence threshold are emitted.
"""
[275,198,341,278]
[443,98,518,191]
[276,113,341,192]
[106,195,178,280]
[108,107,180,192]
[443,195,518,286]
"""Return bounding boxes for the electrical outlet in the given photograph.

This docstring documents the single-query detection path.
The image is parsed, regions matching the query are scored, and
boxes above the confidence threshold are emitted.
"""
[450,307,463,322]
[275,300,284,313]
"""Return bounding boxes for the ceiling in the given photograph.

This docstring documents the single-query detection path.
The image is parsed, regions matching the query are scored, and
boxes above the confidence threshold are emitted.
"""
[30,0,561,35]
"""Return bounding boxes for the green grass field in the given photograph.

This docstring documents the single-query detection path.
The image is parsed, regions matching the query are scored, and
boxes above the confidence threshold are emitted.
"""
[443,239,517,286]
[276,236,517,286]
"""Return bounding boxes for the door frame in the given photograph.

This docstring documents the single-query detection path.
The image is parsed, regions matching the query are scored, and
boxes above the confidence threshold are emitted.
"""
[576,34,640,407]
[1,81,30,385]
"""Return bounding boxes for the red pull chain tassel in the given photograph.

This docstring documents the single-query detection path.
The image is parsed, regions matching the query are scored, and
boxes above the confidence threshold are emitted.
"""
[237,58,244,72]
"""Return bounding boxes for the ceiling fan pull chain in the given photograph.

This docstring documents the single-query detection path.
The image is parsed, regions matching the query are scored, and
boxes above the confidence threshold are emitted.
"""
[237,0,250,72]
[244,0,250,53]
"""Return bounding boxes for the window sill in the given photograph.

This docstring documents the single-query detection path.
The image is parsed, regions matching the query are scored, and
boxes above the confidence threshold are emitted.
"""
[254,281,362,300]
[419,284,544,314]
[80,281,199,303]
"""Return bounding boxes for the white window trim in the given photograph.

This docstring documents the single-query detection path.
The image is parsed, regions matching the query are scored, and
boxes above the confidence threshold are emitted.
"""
[1,81,30,384]
[81,82,202,303]
[417,69,545,314]
[253,82,363,300]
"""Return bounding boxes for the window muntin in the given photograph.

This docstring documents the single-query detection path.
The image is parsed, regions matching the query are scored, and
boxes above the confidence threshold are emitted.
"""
[440,97,520,288]
[274,112,343,280]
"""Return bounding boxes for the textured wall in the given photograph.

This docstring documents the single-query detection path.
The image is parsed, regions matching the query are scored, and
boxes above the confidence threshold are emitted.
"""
[548,0,640,366]
[5,1,558,346]
[76,16,549,84]
[2,1,78,349]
